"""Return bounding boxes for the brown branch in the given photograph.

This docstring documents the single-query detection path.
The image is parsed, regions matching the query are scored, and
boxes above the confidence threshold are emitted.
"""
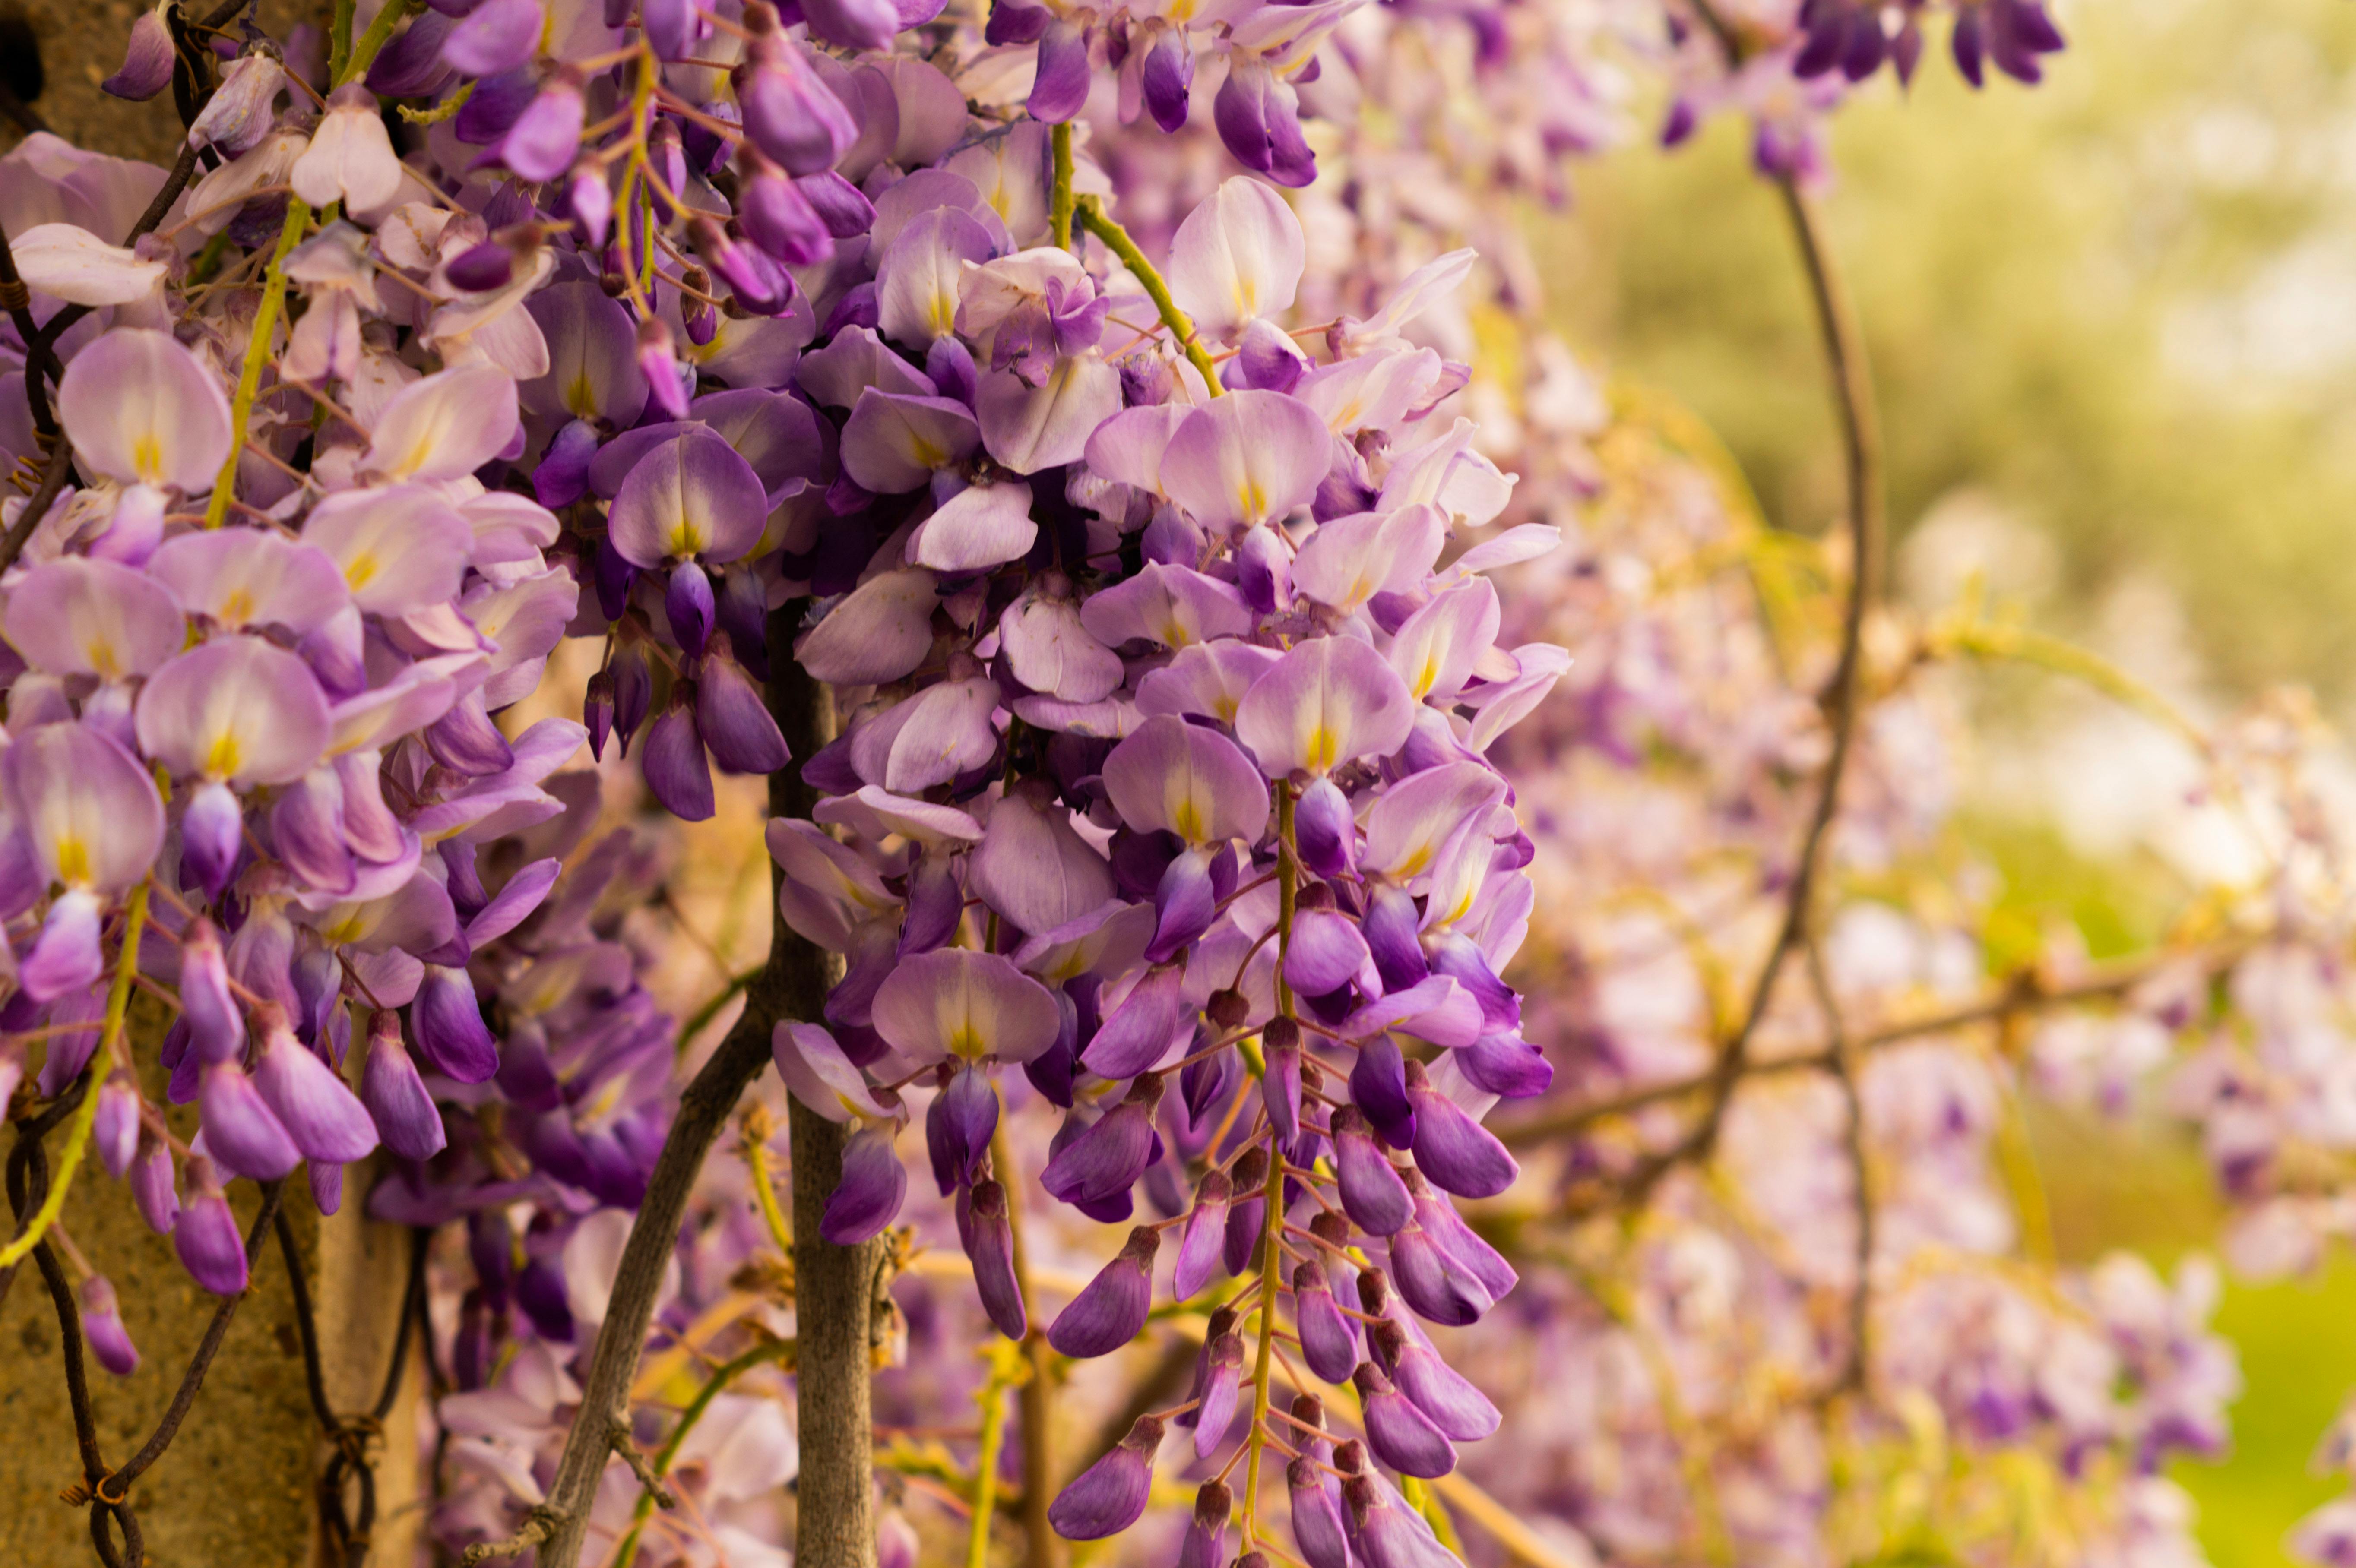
[534,601,845,1568]
[462,1504,561,1564]
[1603,173,1883,1209]
[1497,946,2232,1148]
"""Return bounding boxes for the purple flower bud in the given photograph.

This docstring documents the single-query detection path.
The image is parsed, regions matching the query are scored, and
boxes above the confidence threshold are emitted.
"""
[1351,1032,1415,1147]
[1048,1225,1158,1357]
[1344,1474,1461,1568]
[933,1061,999,1190]
[1262,1019,1303,1144]
[1191,1332,1244,1457]
[740,154,836,266]
[1290,1457,1353,1568]
[1374,1318,1498,1441]
[796,170,875,239]
[1402,1059,1517,1198]
[663,560,717,659]
[696,643,790,774]
[491,70,585,182]
[1224,1145,1269,1276]
[1362,885,1429,995]
[1180,1035,1235,1131]
[1294,1261,1361,1381]
[367,9,456,96]
[1180,1480,1232,1568]
[1294,775,1355,879]
[1140,26,1193,132]
[175,1157,250,1296]
[361,1011,447,1161]
[964,1179,1027,1340]
[1082,963,1187,1080]
[641,0,697,57]
[611,645,652,757]
[642,699,717,822]
[516,1245,574,1341]
[95,1071,141,1178]
[198,1059,300,1180]
[446,239,515,293]
[456,64,535,143]
[1027,18,1091,122]
[131,1131,179,1233]
[1172,1168,1231,1299]
[1148,848,1218,965]
[311,1157,344,1216]
[638,318,691,420]
[986,0,1048,43]
[733,25,858,177]
[80,1276,140,1376]
[179,918,245,1065]
[1406,1173,1517,1300]
[716,571,770,678]
[413,964,500,1083]
[820,1122,908,1244]
[443,0,542,74]
[24,889,105,1003]
[567,164,614,248]
[1386,1223,1492,1328]
[1041,1079,1162,1207]
[1049,1415,1163,1540]
[103,7,175,99]
[1214,57,1316,189]
[1333,1106,1412,1235]
[584,670,617,761]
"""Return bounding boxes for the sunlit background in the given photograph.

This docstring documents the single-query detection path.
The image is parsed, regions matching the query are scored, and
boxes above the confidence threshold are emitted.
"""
[1533,3,2356,1560]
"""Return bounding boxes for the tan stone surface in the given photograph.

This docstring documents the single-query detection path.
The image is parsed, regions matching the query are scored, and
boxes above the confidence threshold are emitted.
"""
[0,1017,421,1568]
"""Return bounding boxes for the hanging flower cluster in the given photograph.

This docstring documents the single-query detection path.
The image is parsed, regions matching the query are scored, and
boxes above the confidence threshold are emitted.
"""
[1,0,1574,1552]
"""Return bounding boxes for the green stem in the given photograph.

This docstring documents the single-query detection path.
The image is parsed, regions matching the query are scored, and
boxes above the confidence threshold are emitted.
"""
[0,884,148,1271]
[342,0,418,85]
[203,200,312,529]
[1273,784,1296,1019]
[1049,121,1076,253]
[1237,782,1299,1541]
[966,1345,1020,1568]
[611,1337,799,1568]
[1239,1132,1286,1543]
[745,1125,793,1260]
[678,966,762,1059]
[329,0,356,85]
[1072,194,1222,395]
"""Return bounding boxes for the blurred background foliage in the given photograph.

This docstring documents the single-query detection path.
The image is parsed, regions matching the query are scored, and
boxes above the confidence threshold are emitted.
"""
[1538,1,2356,1560]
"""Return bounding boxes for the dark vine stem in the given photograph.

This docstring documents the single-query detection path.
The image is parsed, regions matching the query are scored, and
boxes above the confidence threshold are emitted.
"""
[1606,3,1884,1208]
[118,1178,288,1486]
[532,601,846,1568]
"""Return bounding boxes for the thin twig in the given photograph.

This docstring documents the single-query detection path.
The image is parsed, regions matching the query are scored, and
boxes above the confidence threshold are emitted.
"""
[1592,130,1883,1208]
[534,606,844,1568]
[1072,195,1222,395]
[1802,932,1872,1398]
[1492,945,2236,1149]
